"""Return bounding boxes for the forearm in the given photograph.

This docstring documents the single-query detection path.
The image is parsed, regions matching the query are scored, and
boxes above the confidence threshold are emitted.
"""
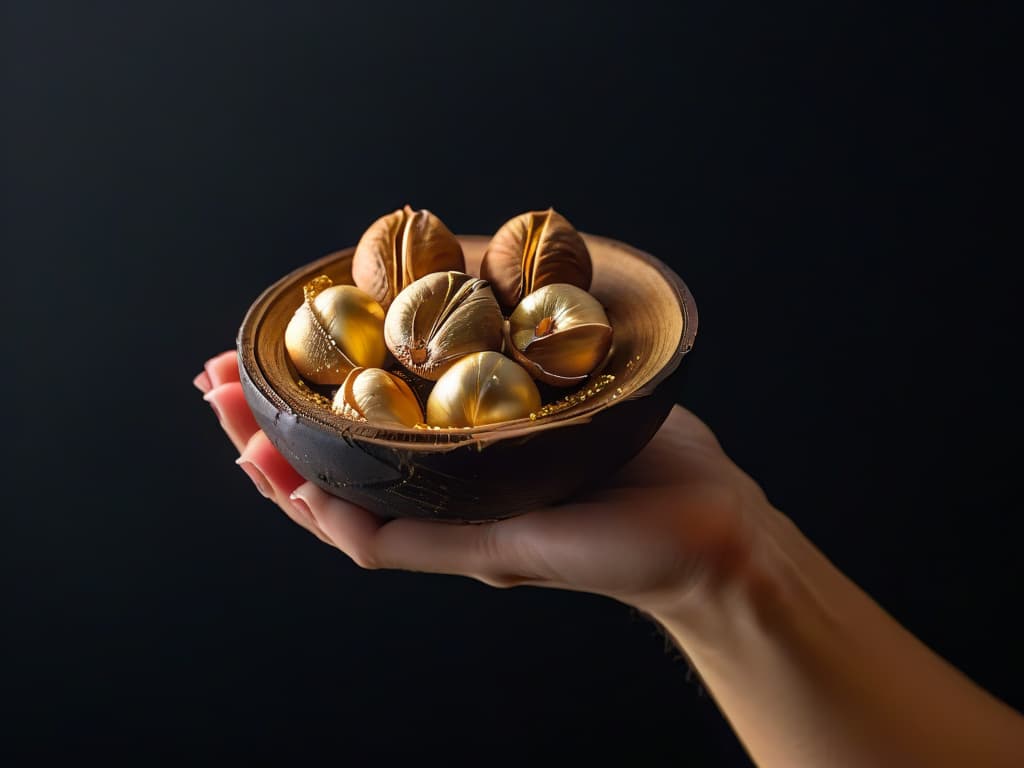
[653,505,1024,767]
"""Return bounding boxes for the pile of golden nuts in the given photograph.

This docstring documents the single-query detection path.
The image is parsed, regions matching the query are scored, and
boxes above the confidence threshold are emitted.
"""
[283,206,613,429]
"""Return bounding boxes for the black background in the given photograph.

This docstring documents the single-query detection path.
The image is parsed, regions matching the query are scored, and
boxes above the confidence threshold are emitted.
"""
[2,2,1019,764]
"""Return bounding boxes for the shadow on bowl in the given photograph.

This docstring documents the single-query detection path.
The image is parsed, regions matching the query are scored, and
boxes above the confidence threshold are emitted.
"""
[237,234,697,522]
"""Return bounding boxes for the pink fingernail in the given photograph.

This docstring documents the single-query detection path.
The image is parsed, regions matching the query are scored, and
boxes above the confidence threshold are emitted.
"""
[193,370,213,394]
[237,459,273,498]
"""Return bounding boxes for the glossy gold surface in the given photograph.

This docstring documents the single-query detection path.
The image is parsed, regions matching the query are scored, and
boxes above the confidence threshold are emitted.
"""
[333,367,424,428]
[480,208,592,310]
[426,351,542,428]
[351,205,465,310]
[508,283,613,386]
[384,271,504,381]
[283,277,387,385]
[241,234,695,520]
[247,234,691,446]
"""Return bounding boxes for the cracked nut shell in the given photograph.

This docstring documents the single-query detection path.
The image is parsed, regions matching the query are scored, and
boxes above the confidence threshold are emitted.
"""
[284,276,387,385]
[332,367,424,428]
[384,270,504,381]
[480,208,592,311]
[507,283,613,387]
[351,205,465,310]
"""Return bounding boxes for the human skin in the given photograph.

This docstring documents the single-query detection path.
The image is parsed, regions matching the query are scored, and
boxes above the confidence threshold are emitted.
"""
[197,349,1024,766]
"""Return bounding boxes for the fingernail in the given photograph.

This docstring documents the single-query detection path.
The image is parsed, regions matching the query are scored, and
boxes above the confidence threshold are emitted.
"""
[193,370,213,394]
[289,490,313,522]
[288,488,334,546]
[291,484,326,528]
[237,459,274,498]
[203,391,223,422]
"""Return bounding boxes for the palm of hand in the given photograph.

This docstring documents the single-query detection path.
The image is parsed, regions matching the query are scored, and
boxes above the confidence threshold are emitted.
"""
[198,351,763,613]
[491,406,765,611]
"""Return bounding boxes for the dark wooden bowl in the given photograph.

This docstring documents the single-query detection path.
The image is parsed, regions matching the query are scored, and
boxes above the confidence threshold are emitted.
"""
[237,234,697,522]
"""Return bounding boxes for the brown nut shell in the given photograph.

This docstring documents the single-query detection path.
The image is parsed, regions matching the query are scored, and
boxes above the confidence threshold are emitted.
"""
[507,283,613,387]
[426,351,542,428]
[284,277,387,385]
[480,208,592,310]
[384,271,504,381]
[351,205,465,310]
[332,367,424,428]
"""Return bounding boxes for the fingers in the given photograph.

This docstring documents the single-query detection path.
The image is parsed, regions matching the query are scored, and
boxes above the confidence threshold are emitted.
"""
[203,382,261,454]
[203,350,242,389]
[196,349,709,585]
[194,349,333,545]
[196,351,257,453]
[290,482,383,563]
[193,370,212,393]
[237,432,335,546]
[374,517,538,586]
[194,350,240,394]
[294,481,543,587]
[237,431,306,496]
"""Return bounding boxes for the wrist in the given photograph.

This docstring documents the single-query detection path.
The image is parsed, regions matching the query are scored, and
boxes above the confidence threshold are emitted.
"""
[646,503,823,656]
[645,506,1024,767]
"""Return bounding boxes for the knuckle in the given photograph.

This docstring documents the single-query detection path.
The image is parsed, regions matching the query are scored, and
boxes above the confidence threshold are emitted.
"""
[472,527,533,588]
[348,546,380,571]
[477,572,527,589]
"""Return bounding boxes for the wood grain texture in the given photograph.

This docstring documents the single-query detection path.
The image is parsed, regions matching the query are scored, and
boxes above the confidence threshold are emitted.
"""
[237,234,697,521]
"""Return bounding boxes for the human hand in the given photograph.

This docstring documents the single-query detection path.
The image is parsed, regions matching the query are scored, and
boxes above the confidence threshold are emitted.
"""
[196,350,771,616]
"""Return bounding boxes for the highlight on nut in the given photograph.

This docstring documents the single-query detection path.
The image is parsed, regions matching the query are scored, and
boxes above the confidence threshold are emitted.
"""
[283,206,613,429]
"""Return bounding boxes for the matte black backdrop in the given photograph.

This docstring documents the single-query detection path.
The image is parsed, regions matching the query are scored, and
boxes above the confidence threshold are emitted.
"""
[3,2,1019,765]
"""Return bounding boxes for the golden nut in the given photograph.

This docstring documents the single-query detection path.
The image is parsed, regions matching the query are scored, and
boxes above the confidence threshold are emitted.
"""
[480,208,592,311]
[384,271,504,381]
[351,205,465,310]
[507,283,613,387]
[284,276,387,386]
[332,367,424,428]
[426,351,541,428]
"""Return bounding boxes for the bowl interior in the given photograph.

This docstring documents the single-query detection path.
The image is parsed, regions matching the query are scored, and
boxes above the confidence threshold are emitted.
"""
[240,234,695,450]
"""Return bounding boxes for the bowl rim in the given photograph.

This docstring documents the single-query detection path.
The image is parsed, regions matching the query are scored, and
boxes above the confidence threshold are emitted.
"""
[237,233,697,451]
